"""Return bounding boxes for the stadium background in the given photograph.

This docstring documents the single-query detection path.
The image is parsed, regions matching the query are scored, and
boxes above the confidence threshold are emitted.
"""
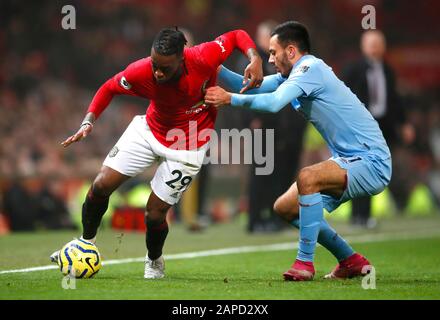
[0,0,439,234]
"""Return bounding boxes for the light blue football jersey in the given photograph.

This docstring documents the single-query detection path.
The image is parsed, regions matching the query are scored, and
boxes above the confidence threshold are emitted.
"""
[226,55,391,161]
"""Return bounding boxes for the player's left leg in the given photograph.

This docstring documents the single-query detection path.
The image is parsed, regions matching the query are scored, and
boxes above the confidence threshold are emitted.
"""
[143,191,171,279]
[145,191,172,260]
[144,149,205,279]
[283,160,359,280]
[279,160,347,281]
[323,155,391,279]
[279,155,390,281]
[274,183,357,268]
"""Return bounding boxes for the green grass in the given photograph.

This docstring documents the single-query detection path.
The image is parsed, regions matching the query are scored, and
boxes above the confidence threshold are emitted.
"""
[1,216,440,299]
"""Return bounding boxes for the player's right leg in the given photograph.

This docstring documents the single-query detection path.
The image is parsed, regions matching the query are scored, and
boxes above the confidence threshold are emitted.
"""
[82,116,156,242]
[50,165,129,263]
[81,165,130,242]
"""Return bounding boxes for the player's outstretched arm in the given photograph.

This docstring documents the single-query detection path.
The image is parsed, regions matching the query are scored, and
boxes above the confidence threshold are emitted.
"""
[61,112,95,148]
[60,77,118,148]
[216,65,243,92]
[61,60,146,148]
[218,65,285,94]
[205,80,304,113]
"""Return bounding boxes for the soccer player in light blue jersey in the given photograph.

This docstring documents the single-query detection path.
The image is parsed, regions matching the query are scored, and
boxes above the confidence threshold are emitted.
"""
[205,21,392,281]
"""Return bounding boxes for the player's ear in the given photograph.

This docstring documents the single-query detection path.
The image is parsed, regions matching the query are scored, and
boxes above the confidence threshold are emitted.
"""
[287,45,296,59]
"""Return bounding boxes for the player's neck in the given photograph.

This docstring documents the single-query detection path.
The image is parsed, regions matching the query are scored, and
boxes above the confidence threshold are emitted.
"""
[291,53,307,66]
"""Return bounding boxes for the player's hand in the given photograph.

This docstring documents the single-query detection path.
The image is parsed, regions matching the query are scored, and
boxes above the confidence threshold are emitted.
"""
[241,56,263,93]
[205,86,232,108]
[60,123,93,148]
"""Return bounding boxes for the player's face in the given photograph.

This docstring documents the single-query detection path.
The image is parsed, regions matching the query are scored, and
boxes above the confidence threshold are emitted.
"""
[151,48,183,83]
[268,35,292,77]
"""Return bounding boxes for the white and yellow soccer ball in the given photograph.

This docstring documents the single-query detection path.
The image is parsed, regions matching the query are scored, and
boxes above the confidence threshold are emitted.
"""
[58,239,102,278]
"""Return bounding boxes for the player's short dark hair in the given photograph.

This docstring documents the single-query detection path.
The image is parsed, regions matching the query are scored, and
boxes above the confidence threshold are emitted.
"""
[271,21,311,53]
[153,27,187,56]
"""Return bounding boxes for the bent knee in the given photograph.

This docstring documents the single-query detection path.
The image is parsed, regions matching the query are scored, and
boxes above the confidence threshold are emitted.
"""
[273,198,285,215]
[273,197,298,221]
[91,176,114,198]
[297,167,318,194]
[146,204,169,216]
[146,196,171,221]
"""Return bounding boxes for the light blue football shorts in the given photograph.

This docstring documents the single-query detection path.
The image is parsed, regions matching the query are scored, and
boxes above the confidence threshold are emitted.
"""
[322,155,392,213]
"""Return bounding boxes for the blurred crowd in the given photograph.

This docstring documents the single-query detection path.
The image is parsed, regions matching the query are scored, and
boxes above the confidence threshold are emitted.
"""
[0,0,439,232]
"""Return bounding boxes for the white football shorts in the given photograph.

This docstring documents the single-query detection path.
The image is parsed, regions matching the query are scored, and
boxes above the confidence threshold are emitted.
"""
[103,115,207,205]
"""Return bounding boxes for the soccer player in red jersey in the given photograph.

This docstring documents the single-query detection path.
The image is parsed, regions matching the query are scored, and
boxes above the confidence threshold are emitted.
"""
[52,28,263,279]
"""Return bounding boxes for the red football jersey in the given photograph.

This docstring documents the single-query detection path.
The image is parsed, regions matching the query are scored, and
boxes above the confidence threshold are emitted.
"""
[87,30,256,150]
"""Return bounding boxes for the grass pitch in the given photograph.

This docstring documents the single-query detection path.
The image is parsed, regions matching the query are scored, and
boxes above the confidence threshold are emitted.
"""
[1,216,440,300]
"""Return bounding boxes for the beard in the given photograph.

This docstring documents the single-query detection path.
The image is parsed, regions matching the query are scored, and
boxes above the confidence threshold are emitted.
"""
[278,54,293,77]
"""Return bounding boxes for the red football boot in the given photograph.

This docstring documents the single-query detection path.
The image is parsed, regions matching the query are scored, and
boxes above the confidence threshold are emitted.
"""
[283,260,315,281]
[324,253,372,279]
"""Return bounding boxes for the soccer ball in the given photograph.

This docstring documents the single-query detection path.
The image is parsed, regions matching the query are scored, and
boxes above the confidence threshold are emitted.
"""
[58,239,102,278]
